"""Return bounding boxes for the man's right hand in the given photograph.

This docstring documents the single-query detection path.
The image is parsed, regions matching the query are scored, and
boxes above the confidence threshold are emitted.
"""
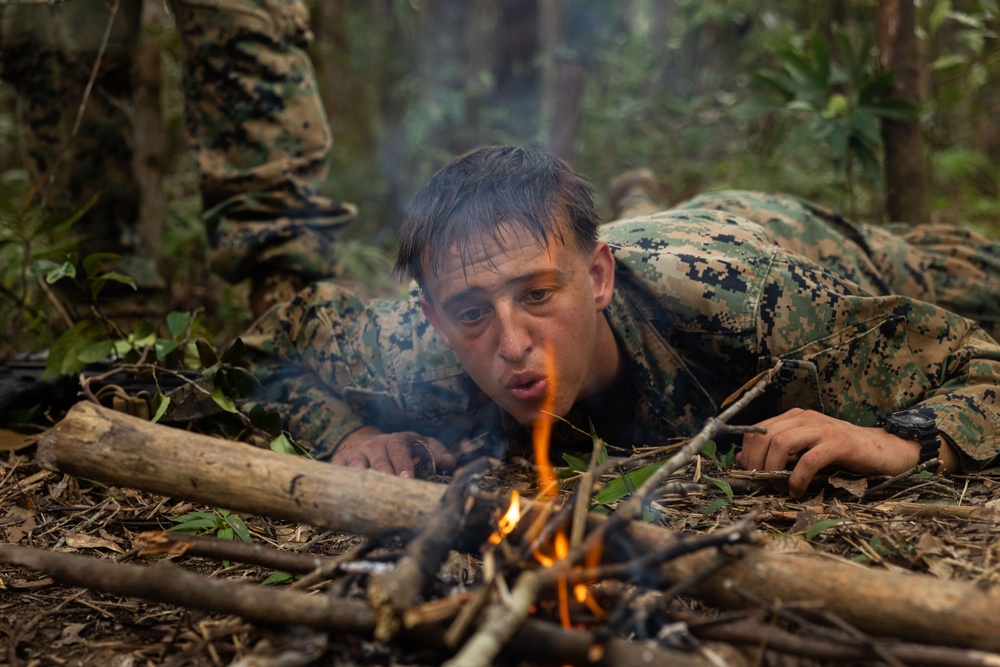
[330,426,457,478]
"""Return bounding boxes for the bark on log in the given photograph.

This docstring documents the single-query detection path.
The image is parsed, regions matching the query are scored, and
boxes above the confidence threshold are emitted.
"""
[37,402,1000,651]
[0,542,707,667]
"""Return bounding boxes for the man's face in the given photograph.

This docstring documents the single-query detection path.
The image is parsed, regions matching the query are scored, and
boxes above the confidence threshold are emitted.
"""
[420,221,618,425]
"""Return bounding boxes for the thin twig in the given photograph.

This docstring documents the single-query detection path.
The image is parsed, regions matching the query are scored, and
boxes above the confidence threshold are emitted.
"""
[569,362,783,570]
[863,458,940,499]
[36,274,75,328]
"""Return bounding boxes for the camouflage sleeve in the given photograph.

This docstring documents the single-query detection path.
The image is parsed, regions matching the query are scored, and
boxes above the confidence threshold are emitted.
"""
[759,251,1000,470]
[242,282,391,460]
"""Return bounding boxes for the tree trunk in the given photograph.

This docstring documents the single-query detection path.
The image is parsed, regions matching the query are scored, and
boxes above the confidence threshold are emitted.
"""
[493,0,540,126]
[649,0,676,95]
[538,0,561,136]
[877,0,929,223]
[538,0,582,163]
[133,0,167,271]
[545,57,583,164]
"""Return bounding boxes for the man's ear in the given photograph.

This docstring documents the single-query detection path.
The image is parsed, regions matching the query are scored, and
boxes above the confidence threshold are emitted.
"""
[420,296,453,348]
[589,242,615,310]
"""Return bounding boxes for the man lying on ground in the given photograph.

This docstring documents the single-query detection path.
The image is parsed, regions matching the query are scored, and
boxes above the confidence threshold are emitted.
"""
[245,145,1000,497]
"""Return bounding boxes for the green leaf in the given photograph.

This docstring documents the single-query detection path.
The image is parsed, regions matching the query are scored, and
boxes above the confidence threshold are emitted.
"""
[719,447,737,471]
[561,453,590,474]
[804,518,848,540]
[700,441,717,458]
[166,311,192,340]
[44,320,103,378]
[154,339,180,359]
[93,270,137,290]
[221,337,248,364]
[32,259,76,284]
[211,387,239,414]
[77,340,113,364]
[592,461,664,506]
[53,193,99,233]
[807,30,831,85]
[131,319,157,346]
[931,53,969,71]
[269,432,310,456]
[222,367,264,398]
[225,514,252,543]
[249,404,283,435]
[261,571,300,585]
[172,511,217,522]
[82,252,119,278]
[832,29,858,81]
[151,393,171,423]
[702,498,730,517]
[217,527,234,541]
[170,516,221,533]
[195,338,219,367]
[703,474,734,502]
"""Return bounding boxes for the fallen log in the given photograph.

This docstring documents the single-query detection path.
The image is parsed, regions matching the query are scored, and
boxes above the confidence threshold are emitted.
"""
[36,402,1000,650]
[0,542,708,667]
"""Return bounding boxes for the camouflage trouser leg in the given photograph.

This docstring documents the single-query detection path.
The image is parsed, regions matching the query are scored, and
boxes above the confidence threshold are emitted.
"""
[168,0,356,284]
[676,190,1000,340]
[886,223,1000,341]
[0,0,142,258]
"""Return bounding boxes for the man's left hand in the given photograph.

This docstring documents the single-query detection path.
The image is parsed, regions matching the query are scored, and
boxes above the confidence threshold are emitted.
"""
[735,408,953,498]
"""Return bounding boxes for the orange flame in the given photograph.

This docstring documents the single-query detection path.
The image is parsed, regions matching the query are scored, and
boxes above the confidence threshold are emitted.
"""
[487,341,605,630]
[532,342,558,499]
[488,491,521,545]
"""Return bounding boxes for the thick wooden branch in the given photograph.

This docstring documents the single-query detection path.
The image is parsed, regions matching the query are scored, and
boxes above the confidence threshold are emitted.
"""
[36,402,1000,651]
[368,457,493,641]
[0,542,709,667]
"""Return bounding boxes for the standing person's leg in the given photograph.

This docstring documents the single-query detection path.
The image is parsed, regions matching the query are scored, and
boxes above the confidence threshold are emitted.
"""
[168,0,356,317]
[0,1,161,319]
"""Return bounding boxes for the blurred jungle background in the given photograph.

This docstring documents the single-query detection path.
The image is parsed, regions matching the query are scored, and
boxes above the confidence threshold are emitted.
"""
[0,0,998,363]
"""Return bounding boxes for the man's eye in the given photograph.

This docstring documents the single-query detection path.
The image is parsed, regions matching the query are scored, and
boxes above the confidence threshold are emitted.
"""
[456,307,485,324]
[524,289,550,303]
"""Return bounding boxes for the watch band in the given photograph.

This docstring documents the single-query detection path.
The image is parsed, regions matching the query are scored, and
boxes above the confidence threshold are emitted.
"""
[875,412,940,465]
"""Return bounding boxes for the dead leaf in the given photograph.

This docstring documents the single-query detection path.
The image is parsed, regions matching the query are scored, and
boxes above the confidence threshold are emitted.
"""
[925,557,955,580]
[828,475,868,498]
[138,530,195,556]
[762,534,816,554]
[65,532,125,553]
[4,506,37,543]
[0,428,35,451]
[47,476,68,500]
[55,622,89,647]
[721,367,772,408]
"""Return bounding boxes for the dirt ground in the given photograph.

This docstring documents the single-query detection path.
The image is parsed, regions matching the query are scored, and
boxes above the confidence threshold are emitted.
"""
[3,417,1000,666]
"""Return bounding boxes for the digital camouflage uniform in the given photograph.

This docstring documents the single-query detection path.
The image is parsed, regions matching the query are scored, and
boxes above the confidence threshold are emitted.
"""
[244,192,1000,471]
[0,0,354,287]
[673,190,1000,341]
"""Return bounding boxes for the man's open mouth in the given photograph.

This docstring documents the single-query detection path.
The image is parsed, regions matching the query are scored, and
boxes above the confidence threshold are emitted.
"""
[506,373,548,401]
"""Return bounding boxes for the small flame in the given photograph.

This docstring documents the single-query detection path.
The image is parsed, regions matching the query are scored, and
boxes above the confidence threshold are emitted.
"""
[521,343,607,627]
[532,342,558,499]
[488,491,521,545]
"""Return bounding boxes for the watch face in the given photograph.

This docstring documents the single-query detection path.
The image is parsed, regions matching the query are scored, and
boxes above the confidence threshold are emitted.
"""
[893,412,933,427]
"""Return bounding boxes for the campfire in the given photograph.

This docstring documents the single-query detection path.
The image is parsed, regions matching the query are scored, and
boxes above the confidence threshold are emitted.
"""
[4,360,1000,665]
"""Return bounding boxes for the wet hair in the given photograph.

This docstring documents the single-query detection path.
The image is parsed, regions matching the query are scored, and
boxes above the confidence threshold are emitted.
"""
[394,145,601,287]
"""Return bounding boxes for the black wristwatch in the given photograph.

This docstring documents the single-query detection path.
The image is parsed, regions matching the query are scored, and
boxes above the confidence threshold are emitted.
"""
[875,411,940,465]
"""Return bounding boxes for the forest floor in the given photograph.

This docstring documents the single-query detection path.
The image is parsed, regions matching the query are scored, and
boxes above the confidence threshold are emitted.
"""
[2,406,1000,667]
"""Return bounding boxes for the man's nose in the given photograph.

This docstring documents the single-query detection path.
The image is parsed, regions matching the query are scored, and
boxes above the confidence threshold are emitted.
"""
[496,305,532,362]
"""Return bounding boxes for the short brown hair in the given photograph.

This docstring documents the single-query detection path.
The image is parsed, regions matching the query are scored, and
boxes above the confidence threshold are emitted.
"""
[394,145,600,287]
